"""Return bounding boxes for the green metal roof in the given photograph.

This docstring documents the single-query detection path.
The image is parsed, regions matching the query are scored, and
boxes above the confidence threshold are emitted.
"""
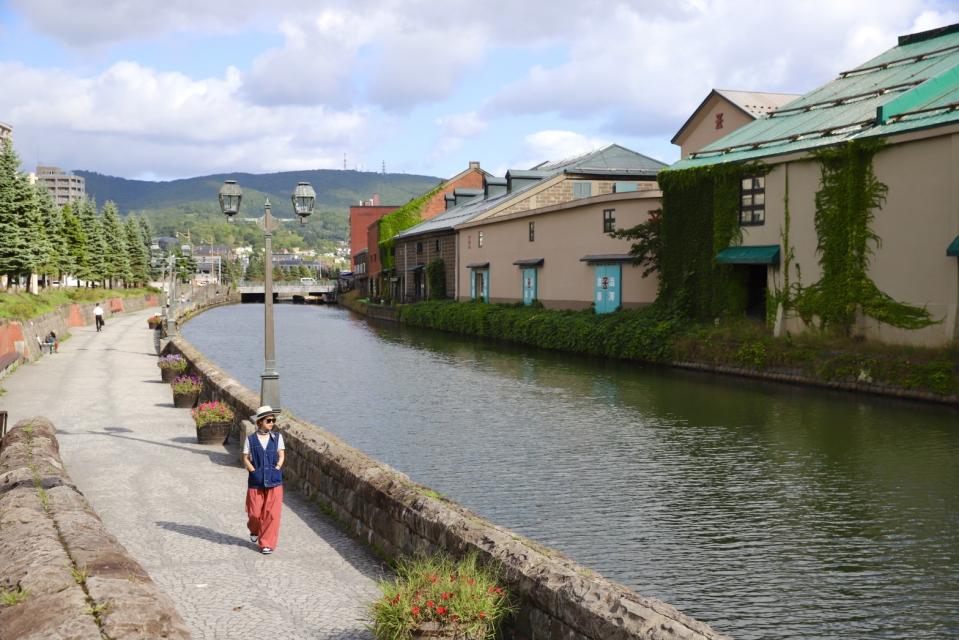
[672,24,959,170]
[715,245,781,265]
[947,235,959,257]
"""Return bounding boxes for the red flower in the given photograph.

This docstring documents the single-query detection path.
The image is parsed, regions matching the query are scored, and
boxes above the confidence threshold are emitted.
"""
[411,606,421,616]
[436,606,447,615]
[479,611,486,619]
[441,592,451,600]
[389,595,400,605]
[426,600,435,609]
[429,574,439,583]
[467,578,476,585]
[451,614,460,622]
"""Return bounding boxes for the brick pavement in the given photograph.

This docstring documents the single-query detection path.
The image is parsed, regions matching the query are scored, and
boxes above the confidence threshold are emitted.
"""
[0,307,384,639]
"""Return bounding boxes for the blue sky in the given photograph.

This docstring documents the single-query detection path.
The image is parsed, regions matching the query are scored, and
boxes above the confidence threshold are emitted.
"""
[1,1,957,184]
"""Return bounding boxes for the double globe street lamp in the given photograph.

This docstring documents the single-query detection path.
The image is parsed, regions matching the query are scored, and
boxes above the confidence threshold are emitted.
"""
[218,179,316,410]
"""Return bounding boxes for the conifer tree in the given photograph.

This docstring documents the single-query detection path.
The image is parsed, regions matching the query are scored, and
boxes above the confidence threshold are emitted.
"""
[137,216,160,279]
[77,197,107,286]
[60,203,88,286]
[100,201,131,287]
[125,215,150,286]
[33,184,62,288]
[0,139,30,287]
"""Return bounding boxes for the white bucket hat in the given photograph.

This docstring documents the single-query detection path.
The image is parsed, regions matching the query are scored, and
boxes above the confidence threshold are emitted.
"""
[251,405,280,423]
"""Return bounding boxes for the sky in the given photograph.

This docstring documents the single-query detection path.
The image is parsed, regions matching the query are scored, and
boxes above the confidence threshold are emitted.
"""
[1,0,957,183]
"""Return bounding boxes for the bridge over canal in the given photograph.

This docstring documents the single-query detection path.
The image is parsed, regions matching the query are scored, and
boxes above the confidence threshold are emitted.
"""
[237,280,337,303]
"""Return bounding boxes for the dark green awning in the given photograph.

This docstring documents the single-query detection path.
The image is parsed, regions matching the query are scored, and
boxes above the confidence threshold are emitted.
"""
[948,235,959,257]
[715,245,780,265]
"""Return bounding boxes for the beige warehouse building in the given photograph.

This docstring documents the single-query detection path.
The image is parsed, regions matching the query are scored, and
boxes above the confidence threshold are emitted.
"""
[456,190,662,310]
[671,23,959,346]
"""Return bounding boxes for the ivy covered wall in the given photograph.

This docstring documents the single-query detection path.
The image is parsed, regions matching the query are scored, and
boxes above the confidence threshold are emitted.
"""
[656,138,940,338]
[657,162,766,318]
[377,186,442,272]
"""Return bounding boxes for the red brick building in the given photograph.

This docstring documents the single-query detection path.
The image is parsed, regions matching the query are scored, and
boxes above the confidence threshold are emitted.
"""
[419,161,487,219]
[368,161,489,300]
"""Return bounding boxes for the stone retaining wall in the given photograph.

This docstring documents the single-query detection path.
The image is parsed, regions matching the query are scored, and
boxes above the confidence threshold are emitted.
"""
[0,417,190,640]
[165,335,728,640]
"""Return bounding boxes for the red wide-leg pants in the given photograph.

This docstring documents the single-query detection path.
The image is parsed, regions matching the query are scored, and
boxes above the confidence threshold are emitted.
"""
[246,486,283,549]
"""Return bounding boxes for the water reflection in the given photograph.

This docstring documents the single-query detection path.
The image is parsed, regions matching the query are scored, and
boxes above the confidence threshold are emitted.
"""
[184,304,959,639]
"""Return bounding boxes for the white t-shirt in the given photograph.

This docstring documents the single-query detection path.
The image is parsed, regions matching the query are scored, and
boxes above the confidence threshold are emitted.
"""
[243,431,285,455]
[94,306,104,316]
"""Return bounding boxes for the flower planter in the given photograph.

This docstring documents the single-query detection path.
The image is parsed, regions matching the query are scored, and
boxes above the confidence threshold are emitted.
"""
[147,316,162,329]
[173,391,199,408]
[160,367,177,383]
[412,622,485,639]
[195,420,231,445]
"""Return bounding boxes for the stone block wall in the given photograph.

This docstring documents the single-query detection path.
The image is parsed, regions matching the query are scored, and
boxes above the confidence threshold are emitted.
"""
[0,417,190,640]
[164,335,728,640]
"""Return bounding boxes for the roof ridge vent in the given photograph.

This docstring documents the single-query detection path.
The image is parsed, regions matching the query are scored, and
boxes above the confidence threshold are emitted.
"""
[898,22,959,46]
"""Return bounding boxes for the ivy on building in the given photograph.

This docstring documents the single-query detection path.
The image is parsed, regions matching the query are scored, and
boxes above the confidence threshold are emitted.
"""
[654,162,768,319]
[377,186,443,271]
[794,138,935,333]
[426,258,446,299]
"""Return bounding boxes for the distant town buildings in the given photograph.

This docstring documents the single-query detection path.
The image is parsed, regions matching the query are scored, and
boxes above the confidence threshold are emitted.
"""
[0,121,11,141]
[33,165,86,206]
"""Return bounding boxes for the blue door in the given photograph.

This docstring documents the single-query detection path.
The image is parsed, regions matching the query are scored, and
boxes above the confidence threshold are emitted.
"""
[470,269,489,302]
[593,264,621,313]
[522,268,537,305]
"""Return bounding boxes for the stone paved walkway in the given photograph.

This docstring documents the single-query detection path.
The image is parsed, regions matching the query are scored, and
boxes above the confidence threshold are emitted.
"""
[0,307,384,639]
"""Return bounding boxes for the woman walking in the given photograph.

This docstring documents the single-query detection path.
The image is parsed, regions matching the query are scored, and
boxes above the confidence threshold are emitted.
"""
[243,406,285,554]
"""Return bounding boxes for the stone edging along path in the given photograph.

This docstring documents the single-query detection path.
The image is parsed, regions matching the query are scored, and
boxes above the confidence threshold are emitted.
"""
[165,331,729,640]
[0,417,190,640]
[339,296,959,408]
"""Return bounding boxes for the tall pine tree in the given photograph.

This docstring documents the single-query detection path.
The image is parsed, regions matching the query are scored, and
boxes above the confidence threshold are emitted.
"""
[125,215,150,287]
[77,197,107,286]
[60,203,88,286]
[100,201,130,288]
[0,140,30,288]
[32,184,61,289]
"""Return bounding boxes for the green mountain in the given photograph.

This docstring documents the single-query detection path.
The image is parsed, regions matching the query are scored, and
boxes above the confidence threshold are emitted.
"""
[74,169,443,252]
[77,169,442,218]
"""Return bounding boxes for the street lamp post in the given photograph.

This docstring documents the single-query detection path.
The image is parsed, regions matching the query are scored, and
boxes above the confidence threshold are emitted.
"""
[218,179,316,409]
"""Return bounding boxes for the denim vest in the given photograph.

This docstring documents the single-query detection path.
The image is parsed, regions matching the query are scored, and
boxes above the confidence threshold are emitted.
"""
[247,432,283,489]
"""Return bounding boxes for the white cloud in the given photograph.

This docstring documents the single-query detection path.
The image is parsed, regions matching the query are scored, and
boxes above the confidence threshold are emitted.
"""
[0,61,369,178]
[10,0,268,47]
[6,0,957,179]
[515,130,610,169]
[483,1,959,138]
[428,111,488,161]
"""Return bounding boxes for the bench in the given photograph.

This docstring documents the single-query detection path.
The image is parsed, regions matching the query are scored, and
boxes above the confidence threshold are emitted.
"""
[0,350,20,376]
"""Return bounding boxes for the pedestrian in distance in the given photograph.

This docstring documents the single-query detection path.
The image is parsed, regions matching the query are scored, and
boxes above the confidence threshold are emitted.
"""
[243,405,285,555]
[94,303,105,332]
[46,331,58,353]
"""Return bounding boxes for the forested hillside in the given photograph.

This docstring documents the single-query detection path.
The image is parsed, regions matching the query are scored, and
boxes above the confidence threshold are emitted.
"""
[76,169,442,252]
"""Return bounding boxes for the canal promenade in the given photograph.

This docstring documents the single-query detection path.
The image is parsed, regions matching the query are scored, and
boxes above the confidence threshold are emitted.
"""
[0,306,383,639]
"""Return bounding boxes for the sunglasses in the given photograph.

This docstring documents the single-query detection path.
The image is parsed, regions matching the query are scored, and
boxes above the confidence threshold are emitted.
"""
[263,418,276,424]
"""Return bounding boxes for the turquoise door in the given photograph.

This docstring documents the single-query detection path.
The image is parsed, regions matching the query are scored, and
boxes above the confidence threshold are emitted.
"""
[593,264,621,313]
[470,269,489,302]
[522,268,537,305]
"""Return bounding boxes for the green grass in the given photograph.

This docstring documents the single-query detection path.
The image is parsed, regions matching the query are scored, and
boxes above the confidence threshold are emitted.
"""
[0,587,28,606]
[397,300,959,398]
[0,287,158,320]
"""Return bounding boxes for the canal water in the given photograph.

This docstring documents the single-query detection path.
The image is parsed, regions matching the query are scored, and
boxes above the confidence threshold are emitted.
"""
[183,304,959,639]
